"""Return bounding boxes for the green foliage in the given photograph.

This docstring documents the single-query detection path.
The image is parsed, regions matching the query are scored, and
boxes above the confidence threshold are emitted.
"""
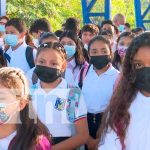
[7,0,82,31]
[6,0,139,31]
[112,0,135,28]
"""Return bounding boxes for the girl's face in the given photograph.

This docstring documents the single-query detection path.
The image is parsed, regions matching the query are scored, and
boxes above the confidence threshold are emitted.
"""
[117,36,133,59]
[60,37,76,46]
[36,48,66,72]
[133,46,150,69]
[0,84,21,124]
[118,36,132,47]
[89,40,111,57]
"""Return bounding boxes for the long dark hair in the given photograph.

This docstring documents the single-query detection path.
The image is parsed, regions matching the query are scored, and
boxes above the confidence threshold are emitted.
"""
[60,31,85,72]
[0,67,51,150]
[98,32,150,149]
[112,32,134,70]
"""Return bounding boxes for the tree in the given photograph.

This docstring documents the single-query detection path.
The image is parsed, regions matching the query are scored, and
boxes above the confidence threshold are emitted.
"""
[6,0,82,31]
[6,0,139,31]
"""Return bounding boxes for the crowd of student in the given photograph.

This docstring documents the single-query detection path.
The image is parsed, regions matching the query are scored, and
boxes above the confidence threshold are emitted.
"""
[0,13,149,150]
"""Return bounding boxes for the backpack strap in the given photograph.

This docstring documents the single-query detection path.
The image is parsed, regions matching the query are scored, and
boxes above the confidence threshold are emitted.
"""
[32,70,38,85]
[78,64,91,89]
[26,46,35,68]
[8,137,16,150]
[66,87,81,123]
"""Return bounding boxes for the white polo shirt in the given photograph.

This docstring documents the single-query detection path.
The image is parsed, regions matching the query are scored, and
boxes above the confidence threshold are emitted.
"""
[98,92,150,150]
[6,44,37,73]
[31,78,87,137]
[82,64,119,114]
[26,67,75,86]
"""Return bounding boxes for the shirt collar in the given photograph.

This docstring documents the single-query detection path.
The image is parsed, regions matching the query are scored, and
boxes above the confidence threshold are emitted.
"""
[36,78,68,90]
[90,64,119,76]
[68,58,76,68]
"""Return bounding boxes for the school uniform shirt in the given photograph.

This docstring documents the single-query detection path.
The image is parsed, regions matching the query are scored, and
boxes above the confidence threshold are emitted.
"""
[31,78,87,137]
[6,43,37,73]
[98,92,150,150]
[82,64,119,114]
[67,58,81,81]
[0,131,16,150]
[26,67,75,86]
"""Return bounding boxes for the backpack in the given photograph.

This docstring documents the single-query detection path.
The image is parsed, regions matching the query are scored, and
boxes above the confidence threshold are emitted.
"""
[4,46,36,69]
[78,64,91,89]
[25,46,36,69]
[30,84,81,123]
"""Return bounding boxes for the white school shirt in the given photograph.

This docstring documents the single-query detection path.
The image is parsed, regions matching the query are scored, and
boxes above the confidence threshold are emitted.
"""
[6,43,37,73]
[67,58,81,81]
[31,78,87,137]
[26,67,75,86]
[98,92,150,150]
[0,132,16,150]
[82,64,119,114]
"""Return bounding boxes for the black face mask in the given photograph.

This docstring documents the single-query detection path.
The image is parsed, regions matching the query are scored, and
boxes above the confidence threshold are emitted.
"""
[90,55,111,70]
[135,67,150,93]
[34,65,61,83]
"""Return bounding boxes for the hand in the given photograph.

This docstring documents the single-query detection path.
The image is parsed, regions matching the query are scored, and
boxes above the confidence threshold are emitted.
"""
[87,137,99,150]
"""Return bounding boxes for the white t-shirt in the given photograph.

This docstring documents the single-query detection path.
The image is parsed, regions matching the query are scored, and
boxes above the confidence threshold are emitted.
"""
[82,64,119,114]
[31,78,87,137]
[98,92,150,150]
[0,132,16,150]
[6,44,37,73]
[26,67,75,86]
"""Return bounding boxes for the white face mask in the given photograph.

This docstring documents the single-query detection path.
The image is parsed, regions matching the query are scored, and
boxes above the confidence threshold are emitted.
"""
[32,38,39,48]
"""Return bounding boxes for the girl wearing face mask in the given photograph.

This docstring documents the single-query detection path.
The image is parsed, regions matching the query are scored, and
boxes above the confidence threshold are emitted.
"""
[82,36,119,150]
[112,32,135,71]
[0,67,51,150]
[60,31,89,85]
[31,42,89,150]
[26,32,74,86]
[98,32,150,150]
[4,18,37,73]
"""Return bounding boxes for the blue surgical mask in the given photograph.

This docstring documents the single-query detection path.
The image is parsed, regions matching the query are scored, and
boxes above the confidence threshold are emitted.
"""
[0,25,5,32]
[4,34,19,47]
[64,45,76,59]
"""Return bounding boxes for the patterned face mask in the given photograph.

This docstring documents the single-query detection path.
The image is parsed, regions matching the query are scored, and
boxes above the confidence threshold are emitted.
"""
[117,45,128,58]
[0,101,18,125]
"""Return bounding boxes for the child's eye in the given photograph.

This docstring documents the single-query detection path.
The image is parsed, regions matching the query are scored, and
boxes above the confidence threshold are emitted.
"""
[92,51,97,54]
[39,61,44,64]
[134,63,144,69]
[68,43,74,46]
[102,50,107,54]
[52,63,58,66]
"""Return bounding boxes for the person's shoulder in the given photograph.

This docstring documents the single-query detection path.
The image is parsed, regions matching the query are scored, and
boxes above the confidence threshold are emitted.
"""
[109,65,120,75]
